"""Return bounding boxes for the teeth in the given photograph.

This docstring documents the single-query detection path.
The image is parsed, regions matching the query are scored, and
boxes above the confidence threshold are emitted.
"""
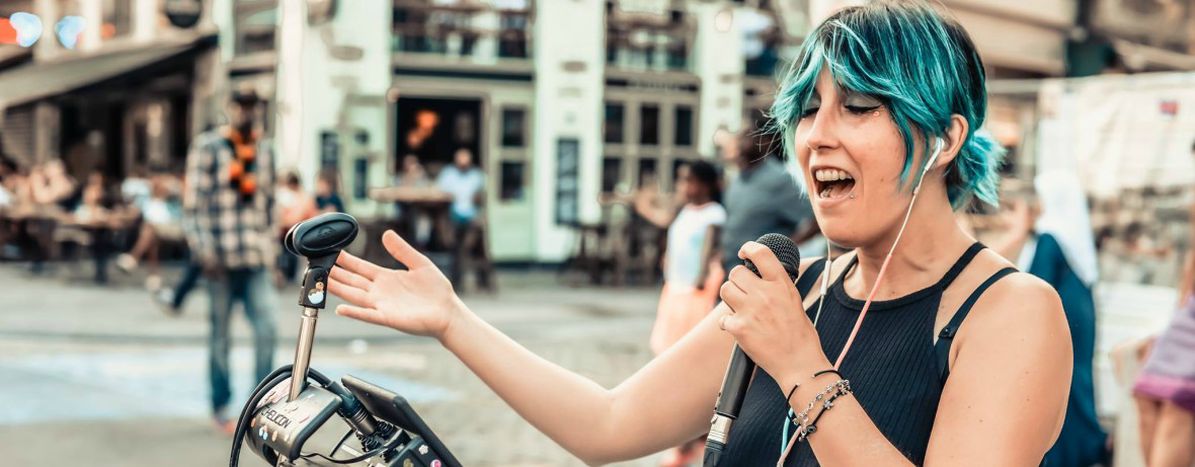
[814,169,853,182]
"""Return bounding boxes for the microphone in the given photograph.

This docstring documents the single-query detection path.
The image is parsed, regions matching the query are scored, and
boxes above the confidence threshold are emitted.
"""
[704,233,801,467]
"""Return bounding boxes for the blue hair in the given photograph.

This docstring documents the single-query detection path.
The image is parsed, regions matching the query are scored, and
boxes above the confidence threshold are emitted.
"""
[769,0,1004,208]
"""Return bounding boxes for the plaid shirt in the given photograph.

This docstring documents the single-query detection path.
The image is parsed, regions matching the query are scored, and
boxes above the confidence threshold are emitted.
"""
[183,129,275,270]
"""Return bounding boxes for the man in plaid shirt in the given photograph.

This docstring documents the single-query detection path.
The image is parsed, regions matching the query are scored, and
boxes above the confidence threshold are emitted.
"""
[183,86,276,433]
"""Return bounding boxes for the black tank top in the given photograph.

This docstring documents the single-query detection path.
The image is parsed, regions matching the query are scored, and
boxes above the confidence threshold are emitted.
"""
[719,243,1016,466]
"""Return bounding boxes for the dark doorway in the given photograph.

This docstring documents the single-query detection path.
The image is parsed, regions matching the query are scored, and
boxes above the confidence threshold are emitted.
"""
[395,97,483,177]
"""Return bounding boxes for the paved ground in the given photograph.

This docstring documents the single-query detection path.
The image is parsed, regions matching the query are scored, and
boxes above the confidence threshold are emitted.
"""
[0,264,669,467]
[1,260,1176,466]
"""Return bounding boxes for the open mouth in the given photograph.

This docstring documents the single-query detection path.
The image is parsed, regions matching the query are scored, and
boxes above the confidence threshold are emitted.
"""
[813,168,856,200]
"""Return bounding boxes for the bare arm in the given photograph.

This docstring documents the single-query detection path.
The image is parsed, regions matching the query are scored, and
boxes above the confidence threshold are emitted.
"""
[329,231,781,464]
[695,224,722,288]
[924,273,1071,465]
[441,301,733,464]
[633,191,678,229]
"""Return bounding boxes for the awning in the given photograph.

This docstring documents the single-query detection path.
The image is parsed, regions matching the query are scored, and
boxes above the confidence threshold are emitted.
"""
[0,33,216,109]
[1112,39,1195,72]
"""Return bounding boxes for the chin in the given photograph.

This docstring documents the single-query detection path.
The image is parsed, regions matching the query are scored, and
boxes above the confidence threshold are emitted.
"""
[817,221,862,250]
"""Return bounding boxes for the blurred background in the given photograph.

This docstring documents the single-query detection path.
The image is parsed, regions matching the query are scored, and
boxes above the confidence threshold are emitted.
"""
[0,0,1194,466]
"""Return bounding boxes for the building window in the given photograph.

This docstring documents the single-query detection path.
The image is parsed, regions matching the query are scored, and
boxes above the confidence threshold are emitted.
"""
[604,2,692,72]
[674,105,693,147]
[499,160,525,201]
[501,108,526,147]
[604,103,624,144]
[639,104,659,146]
[235,1,277,56]
[637,158,658,188]
[602,157,622,193]
[392,0,533,60]
[498,12,529,58]
[101,0,132,39]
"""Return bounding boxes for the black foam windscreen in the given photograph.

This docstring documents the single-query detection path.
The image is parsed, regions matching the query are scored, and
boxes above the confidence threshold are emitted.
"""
[746,233,801,281]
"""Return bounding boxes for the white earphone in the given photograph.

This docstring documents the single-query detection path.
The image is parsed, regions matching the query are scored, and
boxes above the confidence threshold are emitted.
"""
[922,137,945,176]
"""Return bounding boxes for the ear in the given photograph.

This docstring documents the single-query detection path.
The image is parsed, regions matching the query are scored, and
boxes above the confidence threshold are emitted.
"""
[933,114,970,171]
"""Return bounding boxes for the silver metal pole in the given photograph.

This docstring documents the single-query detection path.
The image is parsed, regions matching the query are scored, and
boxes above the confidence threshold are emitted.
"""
[289,306,319,401]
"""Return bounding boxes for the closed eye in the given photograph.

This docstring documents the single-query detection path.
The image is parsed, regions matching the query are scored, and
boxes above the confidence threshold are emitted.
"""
[845,105,880,115]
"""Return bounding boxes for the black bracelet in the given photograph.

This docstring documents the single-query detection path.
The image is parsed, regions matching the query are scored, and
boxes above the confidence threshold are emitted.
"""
[785,382,801,404]
[787,369,841,404]
[797,379,852,442]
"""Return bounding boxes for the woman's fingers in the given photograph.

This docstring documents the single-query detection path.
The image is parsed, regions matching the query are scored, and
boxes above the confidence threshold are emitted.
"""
[738,241,786,282]
[335,304,384,325]
[720,278,747,308]
[329,266,370,291]
[328,277,375,308]
[336,251,385,280]
[382,230,434,270]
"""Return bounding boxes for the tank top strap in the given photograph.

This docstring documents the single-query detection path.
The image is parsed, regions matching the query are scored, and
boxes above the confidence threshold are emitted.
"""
[796,258,828,297]
[935,266,1018,383]
[933,242,987,289]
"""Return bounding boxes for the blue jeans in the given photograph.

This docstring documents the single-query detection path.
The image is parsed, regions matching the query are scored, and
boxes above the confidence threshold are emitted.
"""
[207,267,276,414]
[171,260,203,309]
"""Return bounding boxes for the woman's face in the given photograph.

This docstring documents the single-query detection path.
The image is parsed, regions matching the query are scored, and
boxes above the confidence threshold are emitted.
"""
[792,69,926,248]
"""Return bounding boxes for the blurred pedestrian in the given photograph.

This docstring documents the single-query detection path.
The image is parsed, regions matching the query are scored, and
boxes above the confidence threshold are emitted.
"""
[436,148,491,292]
[715,126,818,275]
[992,171,1107,466]
[633,160,725,466]
[315,170,345,214]
[72,171,122,283]
[1132,144,1195,467]
[30,159,78,211]
[275,171,318,286]
[0,158,18,209]
[156,172,202,316]
[116,174,184,290]
[396,154,433,247]
[183,85,277,434]
[23,159,78,273]
[121,165,151,213]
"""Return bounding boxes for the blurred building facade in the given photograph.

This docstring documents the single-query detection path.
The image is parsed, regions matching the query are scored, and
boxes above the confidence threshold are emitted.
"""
[1,0,1194,263]
[0,0,215,179]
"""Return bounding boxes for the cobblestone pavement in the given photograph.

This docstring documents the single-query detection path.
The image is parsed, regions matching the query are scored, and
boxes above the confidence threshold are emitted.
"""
[0,265,671,467]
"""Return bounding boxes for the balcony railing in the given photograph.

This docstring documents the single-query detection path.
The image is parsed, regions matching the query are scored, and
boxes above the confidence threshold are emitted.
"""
[392,1,532,62]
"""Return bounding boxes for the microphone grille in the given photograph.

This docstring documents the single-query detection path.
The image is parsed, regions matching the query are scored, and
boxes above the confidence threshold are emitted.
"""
[755,233,801,281]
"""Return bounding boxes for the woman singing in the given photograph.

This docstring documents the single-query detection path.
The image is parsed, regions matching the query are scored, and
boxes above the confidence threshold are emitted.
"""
[329,2,1071,465]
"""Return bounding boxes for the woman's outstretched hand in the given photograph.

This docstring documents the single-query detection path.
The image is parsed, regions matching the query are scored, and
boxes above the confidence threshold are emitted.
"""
[328,230,465,340]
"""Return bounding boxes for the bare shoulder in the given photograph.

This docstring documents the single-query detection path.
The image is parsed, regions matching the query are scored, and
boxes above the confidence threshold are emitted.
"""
[968,270,1066,335]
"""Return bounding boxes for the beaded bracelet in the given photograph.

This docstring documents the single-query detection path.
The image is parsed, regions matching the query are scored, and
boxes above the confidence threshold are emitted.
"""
[795,379,852,443]
[790,379,848,428]
[785,369,844,405]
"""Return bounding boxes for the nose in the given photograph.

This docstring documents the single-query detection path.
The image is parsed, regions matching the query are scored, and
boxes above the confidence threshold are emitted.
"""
[801,109,840,154]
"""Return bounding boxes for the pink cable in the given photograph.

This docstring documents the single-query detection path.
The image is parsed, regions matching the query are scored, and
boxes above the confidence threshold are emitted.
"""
[832,248,895,369]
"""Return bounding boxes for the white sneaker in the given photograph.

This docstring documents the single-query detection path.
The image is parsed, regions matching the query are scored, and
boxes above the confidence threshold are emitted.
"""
[145,274,162,291]
[115,254,137,273]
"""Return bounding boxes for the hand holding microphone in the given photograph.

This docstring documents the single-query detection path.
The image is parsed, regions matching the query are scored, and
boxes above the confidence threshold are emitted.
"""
[705,234,831,466]
[719,239,829,390]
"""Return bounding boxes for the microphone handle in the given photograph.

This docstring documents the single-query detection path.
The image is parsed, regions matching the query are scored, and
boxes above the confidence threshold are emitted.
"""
[715,345,756,417]
[704,345,756,467]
